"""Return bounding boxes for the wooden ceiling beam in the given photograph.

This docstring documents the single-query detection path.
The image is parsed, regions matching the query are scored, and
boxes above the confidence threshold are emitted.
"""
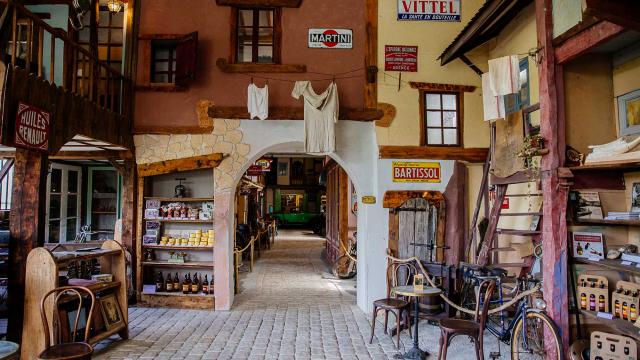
[137,153,225,177]
[208,106,383,121]
[215,0,302,7]
[378,146,488,163]
[554,20,626,64]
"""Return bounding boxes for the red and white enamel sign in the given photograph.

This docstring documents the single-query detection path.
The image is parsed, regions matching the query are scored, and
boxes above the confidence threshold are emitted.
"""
[15,102,50,151]
[385,45,418,72]
[308,29,353,49]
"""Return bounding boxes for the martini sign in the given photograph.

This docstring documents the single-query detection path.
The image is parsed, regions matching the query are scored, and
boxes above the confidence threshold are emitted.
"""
[15,102,50,151]
[308,29,353,49]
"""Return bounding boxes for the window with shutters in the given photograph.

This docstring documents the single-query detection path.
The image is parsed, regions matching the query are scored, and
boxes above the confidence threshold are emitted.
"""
[136,32,198,91]
[421,91,462,147]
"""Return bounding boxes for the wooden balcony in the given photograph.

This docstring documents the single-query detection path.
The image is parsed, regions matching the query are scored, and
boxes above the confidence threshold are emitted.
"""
[0,1,133,153]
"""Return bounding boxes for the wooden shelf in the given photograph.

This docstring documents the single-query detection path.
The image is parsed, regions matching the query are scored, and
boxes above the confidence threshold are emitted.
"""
[141,261,214,268]
[580,310,640,338]
[142,291,214,298]
[572,257,640,275]
[569,161,640,171]
[144,218,213,224]
[140,292,215,309]
[143,245,213,250]
[574,218,640,226]
[52,248,122,265]
[85,281,121,293]
[144,197,214,202]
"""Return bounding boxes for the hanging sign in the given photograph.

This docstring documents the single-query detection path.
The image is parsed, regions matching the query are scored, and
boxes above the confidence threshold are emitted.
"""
[397,0,461,21]
[14,101,50,151]
[384,45,418,72]
[392,161,441,183]
[247,157,273,176]
[362,196,376,204]
[308,29,353,49]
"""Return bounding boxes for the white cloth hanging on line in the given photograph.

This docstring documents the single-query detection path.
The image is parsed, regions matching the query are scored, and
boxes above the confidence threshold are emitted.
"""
[247,83,269,120]
[291,81,339,154]
[488,55,520,96]
[482,73,505,121]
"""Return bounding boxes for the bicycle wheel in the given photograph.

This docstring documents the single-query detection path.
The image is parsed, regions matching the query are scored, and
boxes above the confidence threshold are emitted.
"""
[511,311,564,360]
[332,255,356,279]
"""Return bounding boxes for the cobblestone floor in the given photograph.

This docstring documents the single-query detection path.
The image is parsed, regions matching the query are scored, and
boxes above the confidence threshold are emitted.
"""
[95,229,506,359]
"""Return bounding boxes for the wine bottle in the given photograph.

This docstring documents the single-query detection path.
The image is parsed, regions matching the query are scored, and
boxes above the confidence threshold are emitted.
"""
[191,273,199,293]
[156,272,164,292]
[209,274,214,295]
[182,274,190,294]
[173,272,180,292]
[202,275,209,294]
[165,272,173,292]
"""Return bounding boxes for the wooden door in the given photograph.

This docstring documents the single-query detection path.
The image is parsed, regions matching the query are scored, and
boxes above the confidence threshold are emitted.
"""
[397,198,438,262]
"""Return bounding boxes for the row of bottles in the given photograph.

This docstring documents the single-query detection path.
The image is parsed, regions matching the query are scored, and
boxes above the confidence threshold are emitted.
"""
[156,272,213,295]
[613,287,638,322]
[579,280,607,312]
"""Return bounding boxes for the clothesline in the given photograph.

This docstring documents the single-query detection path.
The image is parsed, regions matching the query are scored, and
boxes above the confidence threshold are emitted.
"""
[242,66,365,84]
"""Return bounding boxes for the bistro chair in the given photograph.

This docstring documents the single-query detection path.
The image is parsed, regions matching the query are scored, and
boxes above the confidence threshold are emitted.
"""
[369,260,415,348]
[437,279,496,360]
[38,286,95,360]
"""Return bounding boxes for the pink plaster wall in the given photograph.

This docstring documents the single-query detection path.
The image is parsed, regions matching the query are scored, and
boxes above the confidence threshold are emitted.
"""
[135,0,367,128]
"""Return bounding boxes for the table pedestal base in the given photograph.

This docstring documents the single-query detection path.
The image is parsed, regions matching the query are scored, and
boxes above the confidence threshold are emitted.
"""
[394,346,427,360]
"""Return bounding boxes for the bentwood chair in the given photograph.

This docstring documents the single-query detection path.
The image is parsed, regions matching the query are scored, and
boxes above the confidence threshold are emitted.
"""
[369,260,415,348]
[38,286,95,360]
[437,279,496,360]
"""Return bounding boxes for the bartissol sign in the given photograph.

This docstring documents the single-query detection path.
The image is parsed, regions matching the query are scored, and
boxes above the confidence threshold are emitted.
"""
[15,101,50,151]
[308,29,353,49]
[397,0,461,21]
[392,161,441,183]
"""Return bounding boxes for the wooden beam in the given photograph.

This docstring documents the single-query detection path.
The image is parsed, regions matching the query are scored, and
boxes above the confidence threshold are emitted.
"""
[443,162,466,266]
[554,21,625,64]
[7,149,48,343]
[117,160,136,292]
[208,106,384,121]
[364,0,378,109]
[50,151,132,160]
[583,0,640,33]
[338,168,349,256]
[133,126,213,135]
[375,103,396,128]
[137,153,225,177]
[216,58,306,73]
[215,0,302,7]
[536,0,569,352]
[382,191,444,209]
[378,146,488,163]
[409,82,477,93]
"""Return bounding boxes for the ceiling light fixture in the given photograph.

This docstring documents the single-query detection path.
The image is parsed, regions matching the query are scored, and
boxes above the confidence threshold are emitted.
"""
[107,0,123,13]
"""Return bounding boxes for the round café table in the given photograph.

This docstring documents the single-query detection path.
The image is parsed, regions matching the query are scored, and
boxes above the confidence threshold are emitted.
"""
[0,341,19,360]
[392,285,442,360]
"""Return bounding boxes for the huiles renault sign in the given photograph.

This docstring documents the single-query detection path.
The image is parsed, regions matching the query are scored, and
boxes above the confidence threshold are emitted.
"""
[308,29,353,49]
[397,0,461,21]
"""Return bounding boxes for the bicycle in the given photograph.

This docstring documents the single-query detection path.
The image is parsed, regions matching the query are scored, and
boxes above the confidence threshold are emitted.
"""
[460,263,564,360]
[332,233,357,279]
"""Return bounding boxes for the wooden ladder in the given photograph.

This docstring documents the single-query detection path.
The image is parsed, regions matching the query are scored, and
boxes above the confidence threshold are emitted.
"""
[476,182,542,268]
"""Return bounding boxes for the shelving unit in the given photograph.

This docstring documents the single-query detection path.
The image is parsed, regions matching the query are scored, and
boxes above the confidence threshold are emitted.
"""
[568,161,640,343]
[21,240,128,359]
[87,167,122,241]
[136,169,215,309]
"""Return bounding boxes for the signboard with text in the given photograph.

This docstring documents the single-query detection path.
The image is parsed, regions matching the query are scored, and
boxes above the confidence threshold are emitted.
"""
[397,0,461,21]
[308,29,353,49]
[14,102,50,151]
[385,45,418,72]
[247,157,273,176]
[392,161,441,183]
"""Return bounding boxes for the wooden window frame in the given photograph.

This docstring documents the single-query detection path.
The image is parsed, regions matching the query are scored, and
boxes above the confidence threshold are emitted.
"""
[150,40,177,84]
[230,7,282,65]
[419,90,464,147]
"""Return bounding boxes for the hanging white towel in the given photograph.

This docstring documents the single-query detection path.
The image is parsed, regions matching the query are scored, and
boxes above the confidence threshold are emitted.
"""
[482,73,505,121]
[292,81,339,154]
[247,83,269,120]
[488,55,520,96]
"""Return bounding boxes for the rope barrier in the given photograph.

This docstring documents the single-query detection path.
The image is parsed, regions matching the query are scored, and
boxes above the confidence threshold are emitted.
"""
[339,241,357,263]
[385,251,542,316]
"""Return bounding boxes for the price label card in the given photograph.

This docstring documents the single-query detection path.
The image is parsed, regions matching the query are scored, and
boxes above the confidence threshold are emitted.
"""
[621,261,633,266]
[597,312,614,319]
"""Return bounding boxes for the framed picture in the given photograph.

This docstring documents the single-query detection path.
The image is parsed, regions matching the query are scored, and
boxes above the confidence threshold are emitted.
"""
[632,183,640,213]
[618,89,640,136]
[572,232,604,260]
[99,294,124,331]
[277,161,289,177]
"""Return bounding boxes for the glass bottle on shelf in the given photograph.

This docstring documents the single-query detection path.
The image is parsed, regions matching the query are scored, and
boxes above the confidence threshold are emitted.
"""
[209,275,214,295]
[191,273,199,293]
[182,274,191,294]
[156,272,164,292]
[622,301,629,320]
[173,272,180,291]
[589,294,596,311]
[165,273,173,292]
[615,299,621,318]
[202,275,209,294]
[580,291,587,310]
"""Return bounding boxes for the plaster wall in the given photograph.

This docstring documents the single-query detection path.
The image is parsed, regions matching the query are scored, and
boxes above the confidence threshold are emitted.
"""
[135,0,366,128]
[613,56,640,98]
[551,0,583,39]
[375,0,487,148]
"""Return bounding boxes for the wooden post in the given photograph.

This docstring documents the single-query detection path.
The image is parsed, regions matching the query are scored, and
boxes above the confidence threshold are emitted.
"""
[7,148,48,342]
[249,237,254,272]
[444,162,466,265]
[111,159,137,297]
[339,168,349,255]
[364,0,378,108]
[535,0,569,354]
